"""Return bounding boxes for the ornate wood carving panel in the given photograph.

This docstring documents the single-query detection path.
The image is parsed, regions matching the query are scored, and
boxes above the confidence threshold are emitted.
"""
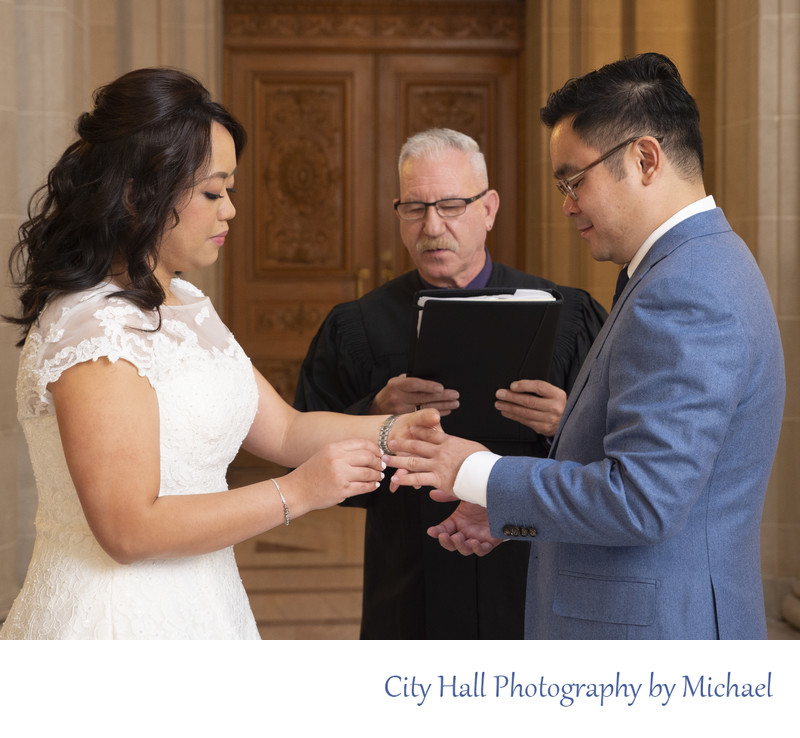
[224,1,524,50]
[255,80,347,273]
[406,87,489,137]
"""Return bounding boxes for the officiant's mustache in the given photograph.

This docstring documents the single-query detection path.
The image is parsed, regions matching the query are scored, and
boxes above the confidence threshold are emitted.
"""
[416,236,459,254]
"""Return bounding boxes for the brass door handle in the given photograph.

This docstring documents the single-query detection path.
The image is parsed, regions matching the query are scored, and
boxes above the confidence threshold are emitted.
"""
[356,267,370,298]
[380,249,395,285]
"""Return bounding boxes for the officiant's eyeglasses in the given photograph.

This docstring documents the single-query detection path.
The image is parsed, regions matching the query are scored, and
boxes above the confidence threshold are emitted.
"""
[555,135,661,202]
[394,189,488,221]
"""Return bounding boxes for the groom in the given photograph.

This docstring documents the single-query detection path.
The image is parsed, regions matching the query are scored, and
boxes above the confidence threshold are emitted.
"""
[385,52,785,639]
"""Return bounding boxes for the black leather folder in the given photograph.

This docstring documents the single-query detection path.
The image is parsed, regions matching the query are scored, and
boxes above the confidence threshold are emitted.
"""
[408,287,563,445]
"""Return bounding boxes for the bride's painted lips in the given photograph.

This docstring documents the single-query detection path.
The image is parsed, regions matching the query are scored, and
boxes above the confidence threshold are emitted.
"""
[211,230,228,246]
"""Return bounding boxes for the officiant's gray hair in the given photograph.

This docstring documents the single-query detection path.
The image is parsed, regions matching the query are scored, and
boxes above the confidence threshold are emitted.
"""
[398,128,488,183]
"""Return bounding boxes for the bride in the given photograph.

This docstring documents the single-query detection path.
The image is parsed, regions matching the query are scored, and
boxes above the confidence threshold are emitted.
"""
[1,67,419,639]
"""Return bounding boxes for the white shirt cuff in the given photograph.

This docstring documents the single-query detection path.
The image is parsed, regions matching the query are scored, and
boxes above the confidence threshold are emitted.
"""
[453,451,502,507]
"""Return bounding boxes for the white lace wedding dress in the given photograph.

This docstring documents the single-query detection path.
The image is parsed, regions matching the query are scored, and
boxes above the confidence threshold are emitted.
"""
[0,278,261,639]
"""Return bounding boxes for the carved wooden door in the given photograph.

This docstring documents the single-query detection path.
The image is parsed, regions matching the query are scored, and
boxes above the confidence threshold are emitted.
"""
[223,2,524,476]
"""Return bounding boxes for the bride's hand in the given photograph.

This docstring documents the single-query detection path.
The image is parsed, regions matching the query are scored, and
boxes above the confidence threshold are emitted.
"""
[283,439,385,516]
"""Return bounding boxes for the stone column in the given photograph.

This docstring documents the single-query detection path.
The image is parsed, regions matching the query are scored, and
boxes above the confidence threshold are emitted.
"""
[0,0,21,619]
[717,0,800,633]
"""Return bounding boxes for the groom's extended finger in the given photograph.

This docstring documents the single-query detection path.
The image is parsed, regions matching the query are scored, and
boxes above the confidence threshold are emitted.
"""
[388,469,435,492]
[386,437,438,458]
[383,449,439,476]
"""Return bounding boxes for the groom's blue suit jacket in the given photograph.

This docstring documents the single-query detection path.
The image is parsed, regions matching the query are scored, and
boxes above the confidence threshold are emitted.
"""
[487,208,785,639]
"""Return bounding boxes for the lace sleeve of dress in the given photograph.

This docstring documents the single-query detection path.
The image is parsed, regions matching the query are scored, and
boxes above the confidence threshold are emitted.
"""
[17,285,162,418]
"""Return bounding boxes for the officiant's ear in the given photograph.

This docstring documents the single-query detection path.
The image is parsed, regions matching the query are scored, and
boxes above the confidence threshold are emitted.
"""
[483,188,500,230]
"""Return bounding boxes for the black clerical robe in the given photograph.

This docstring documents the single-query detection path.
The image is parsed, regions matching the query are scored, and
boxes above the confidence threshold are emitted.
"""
[294,262,607,639]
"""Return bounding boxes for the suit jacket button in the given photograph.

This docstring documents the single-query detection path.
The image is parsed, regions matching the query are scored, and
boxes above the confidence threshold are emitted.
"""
[527,527,537,537]
[503,525,520,537]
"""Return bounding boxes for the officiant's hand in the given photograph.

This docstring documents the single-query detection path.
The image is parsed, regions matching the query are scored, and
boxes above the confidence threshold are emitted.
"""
[370,373,460,416]
[494,379,566,437]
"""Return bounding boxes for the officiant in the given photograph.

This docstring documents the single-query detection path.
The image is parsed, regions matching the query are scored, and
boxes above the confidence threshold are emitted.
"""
[293,127,607,639]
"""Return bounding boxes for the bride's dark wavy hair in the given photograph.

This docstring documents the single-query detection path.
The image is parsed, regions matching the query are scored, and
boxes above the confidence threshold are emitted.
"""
[5,67,246,345]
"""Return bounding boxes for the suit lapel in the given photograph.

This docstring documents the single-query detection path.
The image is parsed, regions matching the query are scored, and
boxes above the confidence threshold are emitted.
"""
[548,208,729,457]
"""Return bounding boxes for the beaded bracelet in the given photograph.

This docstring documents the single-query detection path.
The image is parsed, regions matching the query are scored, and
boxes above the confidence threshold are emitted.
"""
[271,478,290,526]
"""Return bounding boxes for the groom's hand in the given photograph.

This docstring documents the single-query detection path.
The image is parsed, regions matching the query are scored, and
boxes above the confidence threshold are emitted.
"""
[428,501,504,556]
[384,421,486,495]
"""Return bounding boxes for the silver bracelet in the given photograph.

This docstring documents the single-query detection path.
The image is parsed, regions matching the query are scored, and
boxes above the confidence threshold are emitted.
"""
[378,415,398,455]
[271,478,290,526]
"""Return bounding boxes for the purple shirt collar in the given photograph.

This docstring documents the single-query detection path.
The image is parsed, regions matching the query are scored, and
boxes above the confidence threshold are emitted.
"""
[418,248,493,290]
